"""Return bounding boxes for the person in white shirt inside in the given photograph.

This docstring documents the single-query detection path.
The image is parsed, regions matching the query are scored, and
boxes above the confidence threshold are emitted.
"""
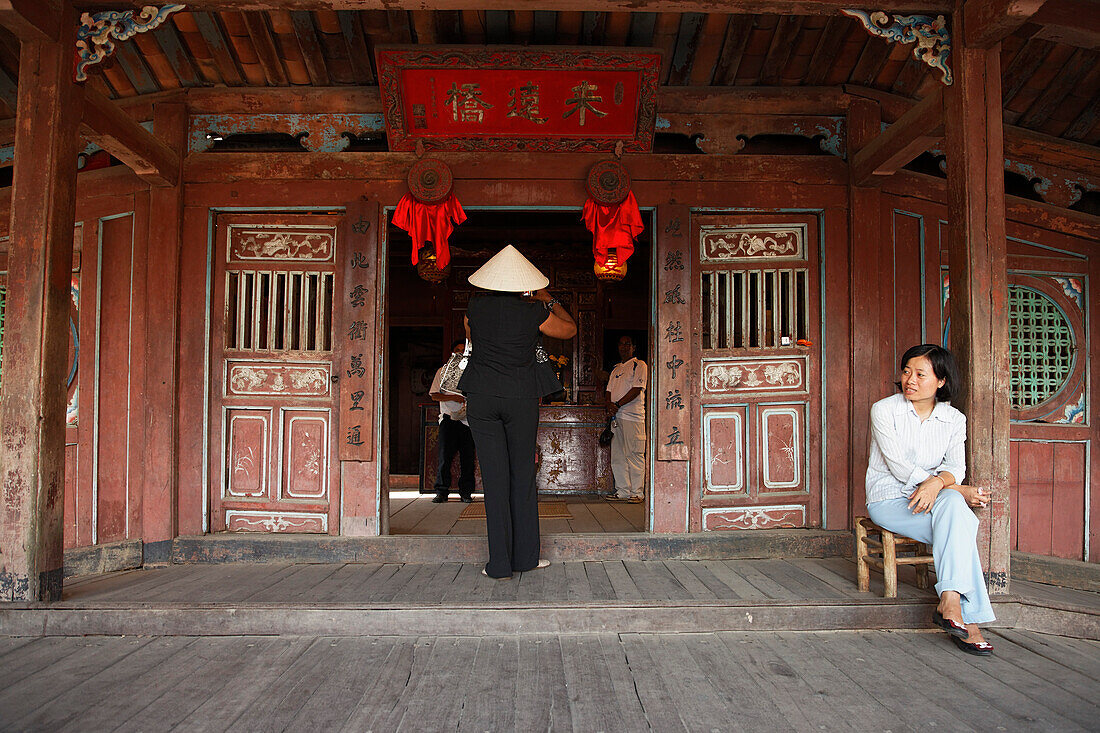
[605,335,647,503]
[865,343,995,656]
[429,339,477,503]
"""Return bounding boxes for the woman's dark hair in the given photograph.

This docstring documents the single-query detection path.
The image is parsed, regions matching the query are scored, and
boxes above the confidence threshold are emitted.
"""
[895,344,961,403]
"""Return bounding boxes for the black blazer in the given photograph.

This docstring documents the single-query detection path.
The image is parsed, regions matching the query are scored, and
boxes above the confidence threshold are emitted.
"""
[458,293,562,398]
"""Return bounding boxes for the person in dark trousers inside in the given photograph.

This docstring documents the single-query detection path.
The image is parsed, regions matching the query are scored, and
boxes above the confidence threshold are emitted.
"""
[429,339,477,503]
[458,245,577,579]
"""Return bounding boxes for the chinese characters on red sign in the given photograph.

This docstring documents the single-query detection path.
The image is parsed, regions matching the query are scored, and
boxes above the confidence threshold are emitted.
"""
[377,47,660,152]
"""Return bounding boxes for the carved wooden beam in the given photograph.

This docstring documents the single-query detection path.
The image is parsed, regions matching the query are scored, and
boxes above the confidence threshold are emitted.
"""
[75,5,185,82]
[963,0,1048,49]
[841,9,953,84]
[79,86,179,186]
[0,0,61,42]
[850,86,944,185]
[76,0,956,13]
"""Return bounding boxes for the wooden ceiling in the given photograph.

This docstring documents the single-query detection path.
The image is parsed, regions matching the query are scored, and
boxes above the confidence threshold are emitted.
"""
[0,8,1096,146]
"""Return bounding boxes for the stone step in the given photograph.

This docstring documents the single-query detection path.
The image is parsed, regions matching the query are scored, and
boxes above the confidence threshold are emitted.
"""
[3,596,1094,638]
[169,529,852,565]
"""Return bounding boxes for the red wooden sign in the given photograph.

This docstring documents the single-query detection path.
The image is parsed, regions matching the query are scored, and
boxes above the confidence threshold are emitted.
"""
[376,46,660,153]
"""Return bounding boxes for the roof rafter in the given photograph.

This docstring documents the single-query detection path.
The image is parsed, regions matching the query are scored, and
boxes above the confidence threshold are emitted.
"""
[75,1,956,15]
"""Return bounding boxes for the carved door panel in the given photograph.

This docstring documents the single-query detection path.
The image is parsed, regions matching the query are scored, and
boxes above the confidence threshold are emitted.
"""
[209,213,342,533]
[694,213,822,529]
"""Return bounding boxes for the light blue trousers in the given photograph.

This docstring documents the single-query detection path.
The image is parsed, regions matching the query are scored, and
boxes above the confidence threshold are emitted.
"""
[867,488,996,624]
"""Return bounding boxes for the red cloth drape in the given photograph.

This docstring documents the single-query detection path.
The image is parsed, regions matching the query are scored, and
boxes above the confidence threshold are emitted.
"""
[393,191,467,268]
[582,191,643,267]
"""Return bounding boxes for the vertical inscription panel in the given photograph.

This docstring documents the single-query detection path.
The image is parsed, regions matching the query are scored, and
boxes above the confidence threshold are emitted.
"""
[657,203,690,461]
[225,408,271,498]
[337,197,380,461]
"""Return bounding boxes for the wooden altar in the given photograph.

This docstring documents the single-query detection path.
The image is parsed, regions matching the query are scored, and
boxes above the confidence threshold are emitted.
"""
[420,403,614,496]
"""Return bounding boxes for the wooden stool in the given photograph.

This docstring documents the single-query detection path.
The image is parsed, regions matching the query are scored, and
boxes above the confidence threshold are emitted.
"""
[855,516,934,598]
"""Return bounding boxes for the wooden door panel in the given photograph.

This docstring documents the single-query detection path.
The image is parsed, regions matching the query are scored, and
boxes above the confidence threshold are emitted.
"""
[225,409,272,498]
[702,408,746,493]
[210,213,342,534]
[693,212,822,529]
[759,404,804,493]
[281,409,330,500]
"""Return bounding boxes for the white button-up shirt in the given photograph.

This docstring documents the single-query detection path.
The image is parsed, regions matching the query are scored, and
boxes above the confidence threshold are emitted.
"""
[865,392,966,504]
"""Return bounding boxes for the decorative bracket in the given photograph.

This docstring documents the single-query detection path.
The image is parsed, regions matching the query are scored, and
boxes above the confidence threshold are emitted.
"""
[76,5,185,82]
[842,10,953,85]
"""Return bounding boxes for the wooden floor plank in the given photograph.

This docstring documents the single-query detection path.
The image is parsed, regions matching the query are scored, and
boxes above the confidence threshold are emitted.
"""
[388,496,439,534]
[757,559,850,599]
[457,637,518,732]
[281,638,399,731]
[586,500,636,532]
[618,634,690,732]
[993,629,1100,682]
[983,630,1100,705]
[338,637,422,733]
[150,637,319,733]
[715,632,849,730]
[563,559,593,601]
[564,501,604,533]
[680,632,795,731]
[407,500,465,535]
[559,634,633,732]
[0,637,87,688]
[57,637,238,732]
[786,557,868,599]
[395,637,481,732]
[370,563,424,602]
[597,634,660,731]
[0,637,153,715]
[758,632,900,730]
[731,560,802,600]
[663,560,720,600]
[699,560,766,599]
[676,560,743,599]
[212,563,302,602]
[582,560,617,600]
[938,630,1100,729]
[357,637,437,732]
[515,560,560,602]
[622,559,687,600]
[0,635,39,661]
[601,560,644,601]
[10,636,194,731]
[807,631,976,731]
[441,562,492,602]
[246,562,348,602]
[391,563,457,603]
[877,630,1066,731]
[641,634,747,731]
[513,635,570,732]
[74,564,205,601]
[309,563,382,602]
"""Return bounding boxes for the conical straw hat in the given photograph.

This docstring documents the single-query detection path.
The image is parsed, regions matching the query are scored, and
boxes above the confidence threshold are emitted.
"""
[468,244,549,292]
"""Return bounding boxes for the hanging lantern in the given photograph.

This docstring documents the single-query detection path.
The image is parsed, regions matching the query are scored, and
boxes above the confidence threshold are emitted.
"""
[393,158,466,284]
[415,244,450,283]
[583,160,643,284]
[593,249,627,282]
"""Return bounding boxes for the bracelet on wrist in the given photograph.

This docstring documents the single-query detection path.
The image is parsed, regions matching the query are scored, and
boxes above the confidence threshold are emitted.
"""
[546,297,561,310]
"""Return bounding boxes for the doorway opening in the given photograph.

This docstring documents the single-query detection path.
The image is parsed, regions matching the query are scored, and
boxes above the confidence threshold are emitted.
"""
[382,207,653,535]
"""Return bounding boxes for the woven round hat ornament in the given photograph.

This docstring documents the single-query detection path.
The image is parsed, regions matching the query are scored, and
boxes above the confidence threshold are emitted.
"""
[407,158,453,203]
[468,244,550,293]
[586,160,631,206]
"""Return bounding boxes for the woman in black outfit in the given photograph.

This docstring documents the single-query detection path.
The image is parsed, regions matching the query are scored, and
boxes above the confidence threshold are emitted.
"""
[458,245,577,579]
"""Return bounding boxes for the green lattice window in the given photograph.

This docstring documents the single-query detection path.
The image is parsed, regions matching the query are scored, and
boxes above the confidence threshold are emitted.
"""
[1009,285,1075,410]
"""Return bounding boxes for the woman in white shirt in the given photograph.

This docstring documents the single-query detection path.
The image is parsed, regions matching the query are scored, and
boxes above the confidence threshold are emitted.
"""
[865,344,995,656]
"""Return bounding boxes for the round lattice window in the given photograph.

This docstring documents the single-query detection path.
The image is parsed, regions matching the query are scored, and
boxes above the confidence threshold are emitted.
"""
[1009,285,1076,410]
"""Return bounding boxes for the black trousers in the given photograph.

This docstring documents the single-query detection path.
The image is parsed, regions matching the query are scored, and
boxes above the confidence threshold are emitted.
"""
[434,415,476,496]
[465,393,540,578]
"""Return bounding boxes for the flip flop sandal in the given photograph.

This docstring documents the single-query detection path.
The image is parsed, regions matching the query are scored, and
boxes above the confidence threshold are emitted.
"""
[952,635,994,656]
[932,610,969,639]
